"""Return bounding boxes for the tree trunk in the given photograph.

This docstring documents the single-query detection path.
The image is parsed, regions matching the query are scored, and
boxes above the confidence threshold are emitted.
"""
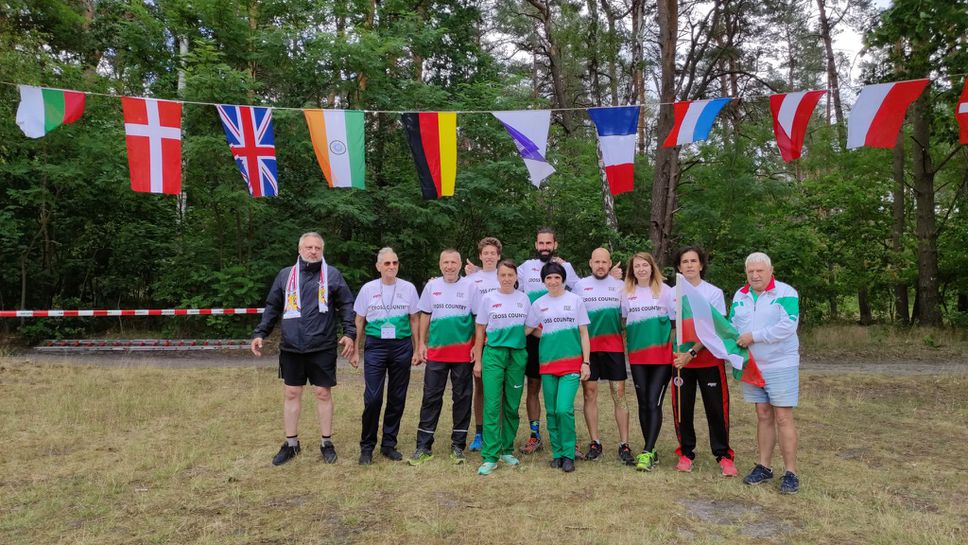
[585,0,602,106]
[857,286,873,325]
[650,0,679,264]
[630,0,646,155]
[600,0,619,106]
[527,0,574,132]
[910,95,941,326]
[816,0,845,146]
[892,131,910,324]
[597,149,619,232]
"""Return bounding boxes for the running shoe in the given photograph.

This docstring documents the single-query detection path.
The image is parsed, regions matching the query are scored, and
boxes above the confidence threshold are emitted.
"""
[272,442,300,466]
[779,471,800,494]
[549,457,563,469]
[675,455,694,472]
[499,454,520,466]
[320,442,337,464]
[469,433,482,452]
[478,461,498,475]
[561,457,576,473]
[618,443,635,465]
[743,464,774,485]
[585,441,603,461]
[407,449,433,466]
[380,447,403,461]
[719,457,738,477]
[635,451,656,472]
[358,449,373,465]
[450,446,466,465]
[519,436,542,454]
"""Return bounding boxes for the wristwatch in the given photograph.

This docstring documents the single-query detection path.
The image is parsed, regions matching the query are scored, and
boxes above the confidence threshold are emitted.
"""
[582,361,590,366]
[688,348,698,358]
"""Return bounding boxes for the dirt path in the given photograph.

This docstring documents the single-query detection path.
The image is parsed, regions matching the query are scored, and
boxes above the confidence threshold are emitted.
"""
[3,351,966,375]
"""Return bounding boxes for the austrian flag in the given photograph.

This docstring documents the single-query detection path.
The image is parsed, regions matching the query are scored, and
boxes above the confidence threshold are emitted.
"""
[770,90,826,162]
[846,79,929,149]
[122,97,183,195]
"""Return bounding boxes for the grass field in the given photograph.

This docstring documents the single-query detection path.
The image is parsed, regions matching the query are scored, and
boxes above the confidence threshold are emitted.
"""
[1,356,966,545]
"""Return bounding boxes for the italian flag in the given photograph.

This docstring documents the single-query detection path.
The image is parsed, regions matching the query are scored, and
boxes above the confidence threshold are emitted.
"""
[304,109,366,189]
[16,85,86,138]
[676,274,765,386]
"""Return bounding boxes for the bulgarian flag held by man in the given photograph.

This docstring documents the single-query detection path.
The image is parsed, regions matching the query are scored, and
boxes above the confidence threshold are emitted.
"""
[676,274,765,387]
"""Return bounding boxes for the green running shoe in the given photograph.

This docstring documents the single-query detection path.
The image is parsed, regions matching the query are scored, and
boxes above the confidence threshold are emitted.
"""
[407,449,433,466]
[450,446,466,465]
[499,454,520,466]
[635,450,657,472]
[478,461,498,475]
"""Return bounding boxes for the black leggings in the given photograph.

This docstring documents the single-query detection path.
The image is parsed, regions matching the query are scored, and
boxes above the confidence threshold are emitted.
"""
[629,364,673,452]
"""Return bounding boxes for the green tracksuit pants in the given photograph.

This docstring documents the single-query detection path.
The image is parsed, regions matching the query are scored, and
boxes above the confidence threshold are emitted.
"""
[480,345,527,463]
[542,372,581,461]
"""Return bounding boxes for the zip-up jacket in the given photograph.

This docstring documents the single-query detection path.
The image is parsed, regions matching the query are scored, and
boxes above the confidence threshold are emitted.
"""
[252,259,356,353]
[728,277,799,369]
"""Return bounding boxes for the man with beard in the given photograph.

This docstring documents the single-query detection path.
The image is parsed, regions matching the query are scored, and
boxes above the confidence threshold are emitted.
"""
[516,227,578,454]
[574,248,632,463]
[251,232,357,466]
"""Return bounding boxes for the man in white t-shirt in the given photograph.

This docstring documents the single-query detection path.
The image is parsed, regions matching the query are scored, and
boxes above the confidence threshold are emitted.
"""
[464,237,502,452]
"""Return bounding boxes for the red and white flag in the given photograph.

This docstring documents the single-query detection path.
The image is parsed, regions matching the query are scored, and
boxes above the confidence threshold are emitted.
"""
[122,97,182,195]
[769,90,826,162]
[846,79,929,150]
[957,77,968,145]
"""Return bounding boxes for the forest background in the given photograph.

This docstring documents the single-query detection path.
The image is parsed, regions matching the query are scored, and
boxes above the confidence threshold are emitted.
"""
[1,0,966,342]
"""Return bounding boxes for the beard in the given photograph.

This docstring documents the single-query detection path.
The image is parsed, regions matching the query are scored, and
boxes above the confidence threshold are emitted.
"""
[300,255,323,264]
[538,249,553,262]
[593,271,608,280]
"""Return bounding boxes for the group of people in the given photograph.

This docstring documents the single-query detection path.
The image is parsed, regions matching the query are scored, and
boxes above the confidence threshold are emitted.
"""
[251,229,802,494]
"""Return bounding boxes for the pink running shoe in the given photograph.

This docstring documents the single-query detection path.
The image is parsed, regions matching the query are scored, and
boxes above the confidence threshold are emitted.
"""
[719,457,739,477]
[675,455,694,472]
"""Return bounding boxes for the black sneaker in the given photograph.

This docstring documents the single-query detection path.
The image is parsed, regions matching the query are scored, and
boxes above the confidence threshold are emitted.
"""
[358,449,373,465]
[618,443,635,465]
[586,441,603,461]
[779,471,800,494]
[272,442,300,466]
[380,447,403,461]
[549,457,563,469]
[743,464,774,485]
[561,457,576,473]
[321,442,337,464]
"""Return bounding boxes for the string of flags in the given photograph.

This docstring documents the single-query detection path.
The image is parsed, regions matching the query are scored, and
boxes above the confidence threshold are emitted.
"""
[12,77,968,200]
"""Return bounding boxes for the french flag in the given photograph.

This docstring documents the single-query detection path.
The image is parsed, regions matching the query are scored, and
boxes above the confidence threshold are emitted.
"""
[662,98,732,148]
[587,106,639,195]
[846,79,929,149]
[770,90,826,162]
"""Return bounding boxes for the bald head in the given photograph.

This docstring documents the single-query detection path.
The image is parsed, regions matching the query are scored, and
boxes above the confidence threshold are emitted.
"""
[589,247,612,279]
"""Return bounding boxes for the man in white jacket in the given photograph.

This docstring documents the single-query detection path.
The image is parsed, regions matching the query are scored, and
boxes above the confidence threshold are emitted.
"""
[729,252,801,494]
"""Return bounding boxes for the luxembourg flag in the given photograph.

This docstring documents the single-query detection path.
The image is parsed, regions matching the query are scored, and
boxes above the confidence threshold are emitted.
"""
[587,106,639,195]
[846,79,930,149]
[675,274,764,386]
[770,90,826,162]
[662,98,732,148]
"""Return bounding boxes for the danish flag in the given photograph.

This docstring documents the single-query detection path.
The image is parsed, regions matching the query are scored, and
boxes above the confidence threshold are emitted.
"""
[957,77,968,145]
[122,97,182,195]
[216,105,278,197]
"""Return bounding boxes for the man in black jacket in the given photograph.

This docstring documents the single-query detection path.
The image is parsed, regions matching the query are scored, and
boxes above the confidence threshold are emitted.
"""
[251,232,356,465]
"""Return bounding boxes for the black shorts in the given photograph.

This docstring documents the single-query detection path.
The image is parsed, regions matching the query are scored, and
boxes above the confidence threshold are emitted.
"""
[279,348,337,387]
[525,335,541,379]
[589,352,627,381]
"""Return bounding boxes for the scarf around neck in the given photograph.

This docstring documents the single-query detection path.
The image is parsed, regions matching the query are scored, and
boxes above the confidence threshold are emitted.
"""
[283,257,328,319]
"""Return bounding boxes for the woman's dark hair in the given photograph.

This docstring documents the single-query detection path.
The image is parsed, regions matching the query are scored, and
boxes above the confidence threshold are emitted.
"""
[540,261,567,282]
[497,259,517,273]
[673,246,708,279]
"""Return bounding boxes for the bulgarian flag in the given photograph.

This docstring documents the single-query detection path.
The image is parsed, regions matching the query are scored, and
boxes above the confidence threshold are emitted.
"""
[16,85,86,138]
[676,274,765,387]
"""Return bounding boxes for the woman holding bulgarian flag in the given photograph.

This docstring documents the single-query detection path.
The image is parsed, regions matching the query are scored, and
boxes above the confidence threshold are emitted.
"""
[620,252,676,471]
[670,246,738,477]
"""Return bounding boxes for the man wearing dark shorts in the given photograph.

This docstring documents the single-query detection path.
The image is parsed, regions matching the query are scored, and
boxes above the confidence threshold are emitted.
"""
[575,248,632,463]
[251,232,356,466]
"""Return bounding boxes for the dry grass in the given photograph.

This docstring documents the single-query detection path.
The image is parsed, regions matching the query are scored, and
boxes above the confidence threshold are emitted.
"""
[0,359,966,545]
[800,325,968,361]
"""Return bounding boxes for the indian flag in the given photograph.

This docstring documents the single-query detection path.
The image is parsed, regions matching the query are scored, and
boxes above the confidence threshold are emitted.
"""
[676,274,765,386]
[16,85,86,138]
[304,109,365,189]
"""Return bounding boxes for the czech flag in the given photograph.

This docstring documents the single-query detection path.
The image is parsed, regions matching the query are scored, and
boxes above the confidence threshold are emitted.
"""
[662,98,732,148]
[587,106,639,195]
[846,79,929,149]
[401,112,457,199]
[770,90,826,162]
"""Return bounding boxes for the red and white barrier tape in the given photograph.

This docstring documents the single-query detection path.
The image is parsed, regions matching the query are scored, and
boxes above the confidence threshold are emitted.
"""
[0,308,264,318]
[35,338,251,352]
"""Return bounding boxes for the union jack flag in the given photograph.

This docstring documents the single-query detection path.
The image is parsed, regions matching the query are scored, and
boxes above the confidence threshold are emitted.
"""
[215,105,278,197]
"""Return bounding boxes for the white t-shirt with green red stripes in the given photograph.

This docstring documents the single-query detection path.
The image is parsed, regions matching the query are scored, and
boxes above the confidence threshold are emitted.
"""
[621,283,674,365]
[574,275,624,353]
[418,276,478,362]
[517,258,578,302]
[354,278,420,339]
[467,269,500,300]
[526,291,590,376]
[475,289,531,349]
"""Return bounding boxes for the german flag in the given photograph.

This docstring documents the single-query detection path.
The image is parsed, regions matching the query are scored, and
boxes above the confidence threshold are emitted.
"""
[401,112,457,199]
